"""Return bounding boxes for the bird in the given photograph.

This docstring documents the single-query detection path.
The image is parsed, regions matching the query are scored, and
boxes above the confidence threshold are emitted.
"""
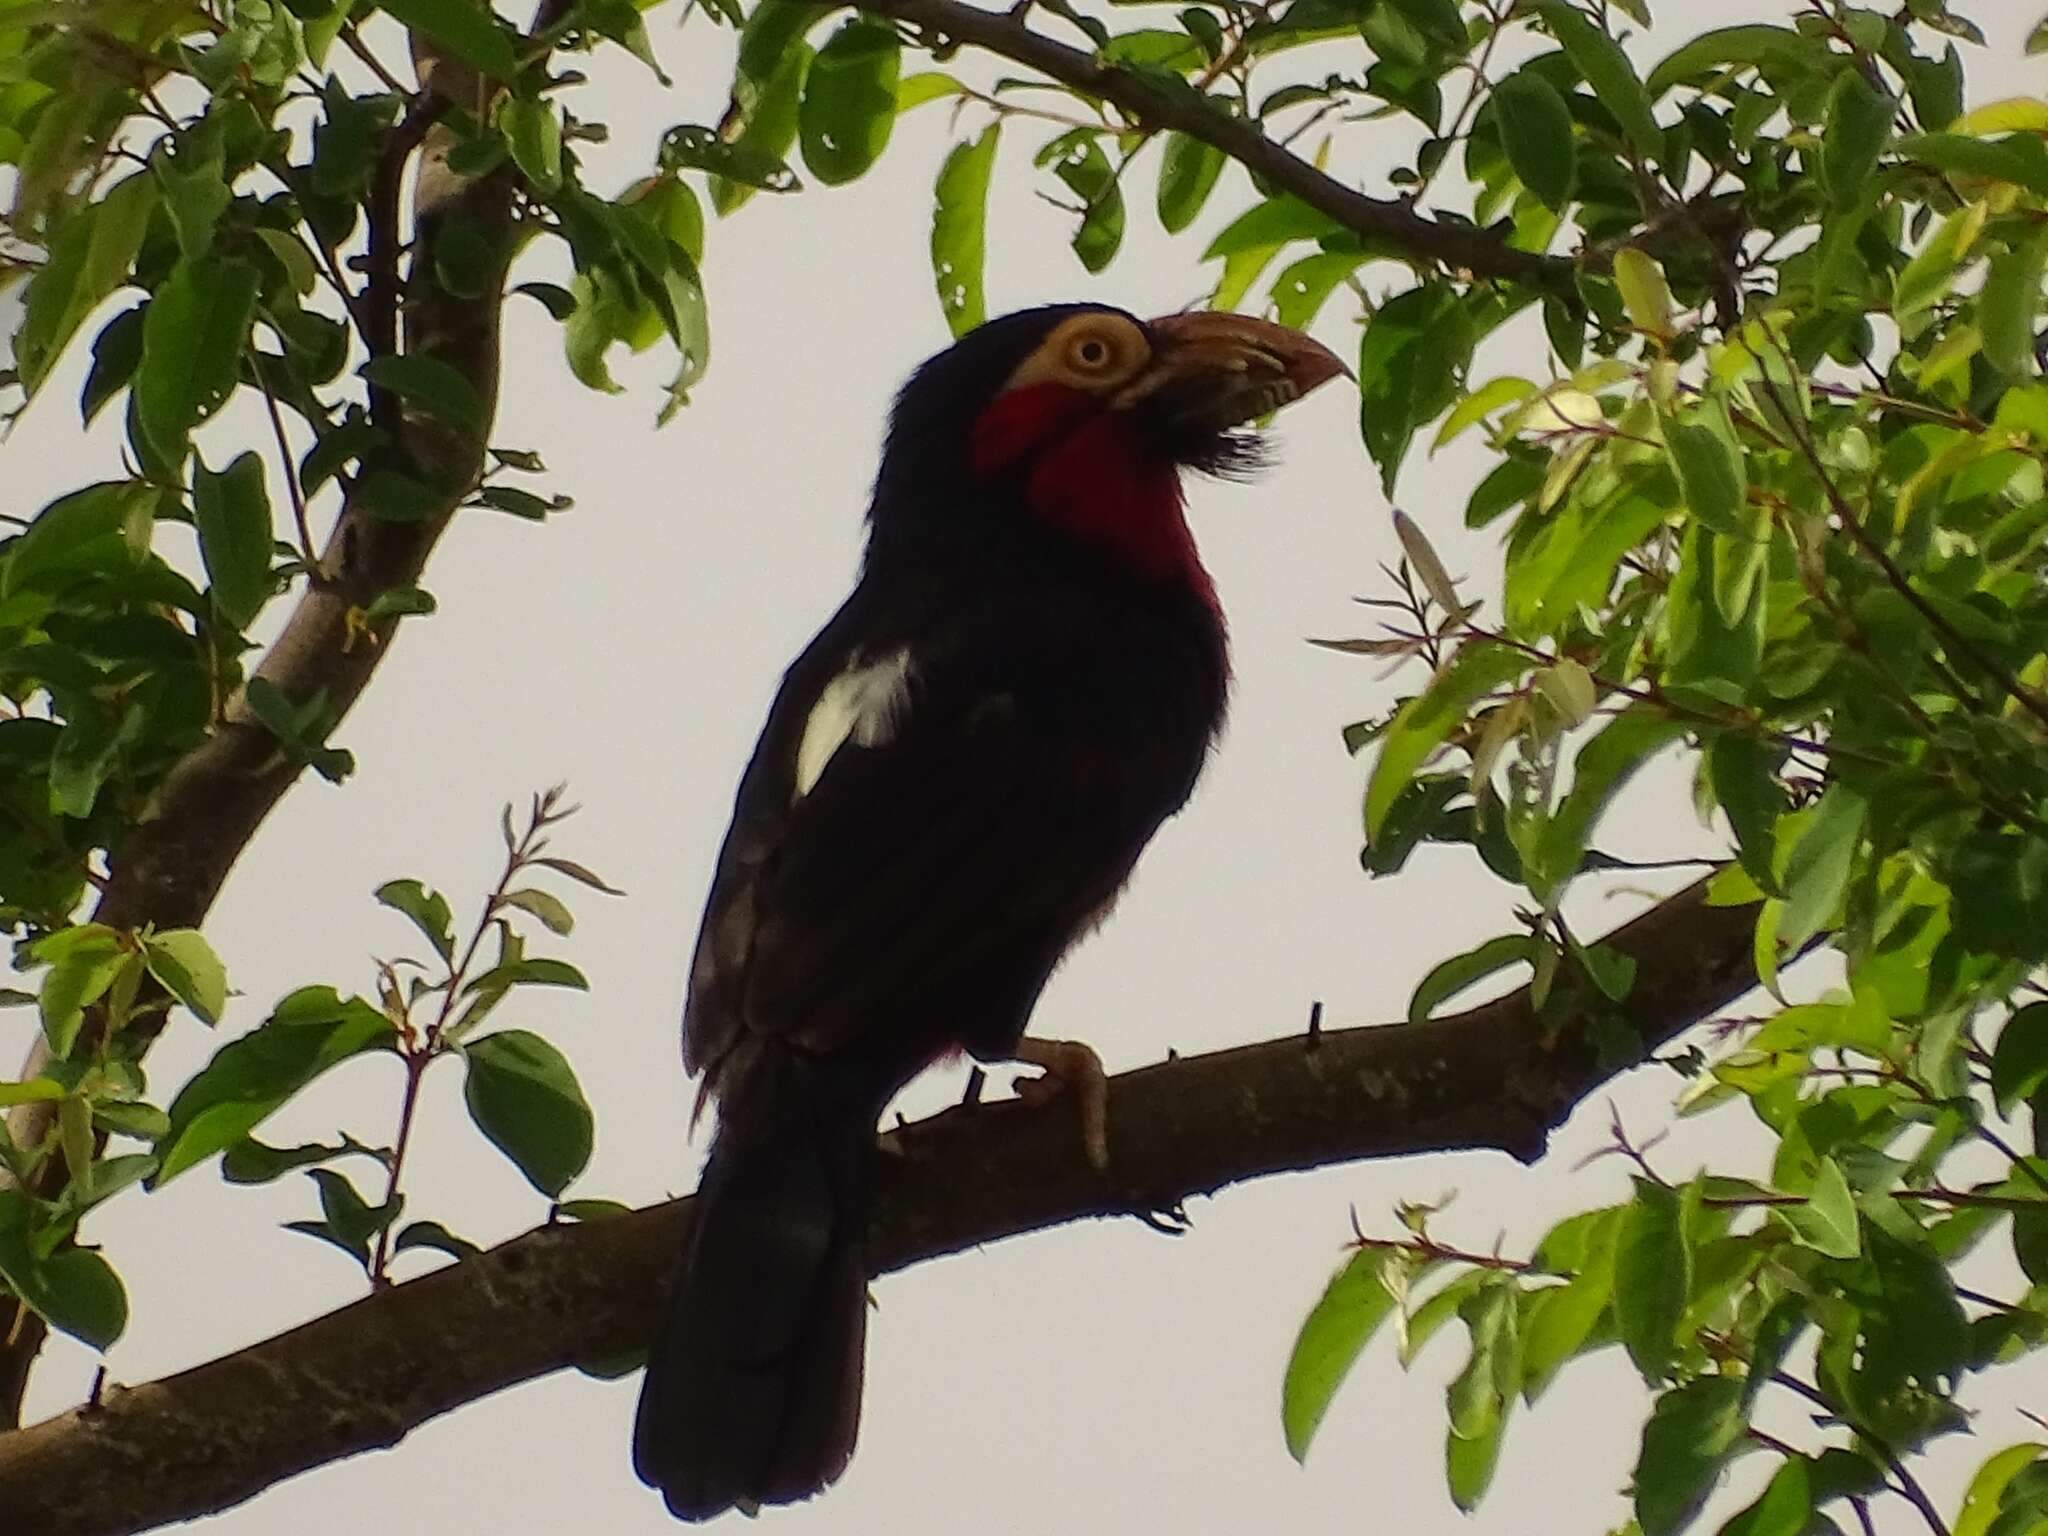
[631,302,1346,1521]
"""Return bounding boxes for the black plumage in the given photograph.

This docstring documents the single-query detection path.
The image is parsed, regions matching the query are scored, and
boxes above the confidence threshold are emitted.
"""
[632,304,1343,1520]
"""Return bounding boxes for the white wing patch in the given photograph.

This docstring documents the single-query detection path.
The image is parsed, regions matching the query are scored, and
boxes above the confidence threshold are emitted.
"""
[793,648,914,799]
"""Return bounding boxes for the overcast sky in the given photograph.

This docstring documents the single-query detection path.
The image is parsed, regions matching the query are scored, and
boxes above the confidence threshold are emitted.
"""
[5,5,2043,1533]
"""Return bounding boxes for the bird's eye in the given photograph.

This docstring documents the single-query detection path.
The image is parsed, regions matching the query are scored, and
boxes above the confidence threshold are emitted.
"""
[1071,335,1113,370]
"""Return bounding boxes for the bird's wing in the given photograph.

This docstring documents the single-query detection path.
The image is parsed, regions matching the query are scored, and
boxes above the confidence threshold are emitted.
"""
[683,615,1211,1094]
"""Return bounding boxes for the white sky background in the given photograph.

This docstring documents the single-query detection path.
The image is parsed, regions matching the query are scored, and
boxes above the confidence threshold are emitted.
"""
[3,4,2044,1532]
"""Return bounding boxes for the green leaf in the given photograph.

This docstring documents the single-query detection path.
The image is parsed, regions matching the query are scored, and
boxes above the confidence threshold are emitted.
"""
[1281,1249,1397,1461]
[374,878,456,962]
[462,1029,594,1197]
[1982,228,2048,378]
[360,355,486,437]
[36,931,125,1058]
[1358,284,1474,492]
[1408,935,1540,1025]
[1633,1377,1746,1536]
[1992,1004,2048,1114]
[711,38,813,214]
[1614,1178,1687,1381]
[14,172,155,395]
[734,0,828,84]
[1203,196,1342,260]
[1037,131,1124,274]
[1156,132,1224,233]
[1444,1279,1518,1510]
[0,1079,65,1107]
[143,929,228,1026]
[1708,733,1784,890]
[156,988,395,1184]
[2,481,153,601]
[514,281,578,321]
[221,1135,380,1184]
[1528,710,1687,901]
[299,411,384,498]
[1522,1210,1619,1400]
[461,957,589,994]
[1957,1444,2048,1536]
[134,257,261,468]
[1364,644,1535,840]
[192,452,275,630]
[1613,249,1673,336]
[1778,1156,1859,1259]
[932,124,1000,338]
[0,1196,127,1349]
[1896,133,2048,197]
[1664,405,1748,538]
[530,858,620,895]
[658,124,800,192]
[50,697,145,821]
[798,19,898,186]
[1645,25,1822,97]
[1446,1405,1507,1513]
[1538,2,1662,161]
[500,888,574,935]
[498,96,562,191]
[80,304,147,427]
[896,71,963,113]
[392,1218,483,1262]
[1821,71,1894,210]
[157,135,230,259]
[1492,70,1576,210]
[1271,251,1371,331]
[297,1165,400,1264]
[1778,783,1865,952]
[377,0,516,78]
[1383,0,1465,50]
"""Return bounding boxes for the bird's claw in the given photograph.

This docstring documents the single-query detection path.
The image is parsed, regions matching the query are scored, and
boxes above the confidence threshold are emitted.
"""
[1131,1202,1191,1237]
[1011,1035,1109,1171]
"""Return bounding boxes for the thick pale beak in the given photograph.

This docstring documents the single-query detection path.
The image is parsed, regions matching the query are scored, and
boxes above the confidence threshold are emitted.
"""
[1121,311,1351,430]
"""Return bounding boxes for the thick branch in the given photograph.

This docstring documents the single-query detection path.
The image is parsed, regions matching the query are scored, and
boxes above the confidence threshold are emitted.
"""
[853,0,1572,288]
[0,59,518,1425]
[0,878,1762,1536]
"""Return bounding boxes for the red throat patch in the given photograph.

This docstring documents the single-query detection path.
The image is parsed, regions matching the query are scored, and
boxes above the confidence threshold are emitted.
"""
[969,383,1220,612]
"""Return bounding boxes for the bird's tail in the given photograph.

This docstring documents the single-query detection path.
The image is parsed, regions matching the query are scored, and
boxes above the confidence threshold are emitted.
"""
[632,1055,875,1522]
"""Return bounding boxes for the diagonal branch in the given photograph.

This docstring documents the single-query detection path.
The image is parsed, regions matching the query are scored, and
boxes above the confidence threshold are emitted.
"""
[0,877,1765,1536]
[853,0,1574,288]
[0,48,520,1428]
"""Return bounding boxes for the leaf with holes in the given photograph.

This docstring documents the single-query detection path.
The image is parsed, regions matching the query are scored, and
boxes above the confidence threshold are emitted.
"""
[931,124,1000,337]
[799,19,898,185]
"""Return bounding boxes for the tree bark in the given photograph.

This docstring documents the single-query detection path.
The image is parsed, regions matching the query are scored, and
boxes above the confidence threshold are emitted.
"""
[0,876,1765,1536]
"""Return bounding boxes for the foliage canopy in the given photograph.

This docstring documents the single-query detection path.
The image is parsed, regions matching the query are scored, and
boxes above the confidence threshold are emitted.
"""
[2,0,2048,1533]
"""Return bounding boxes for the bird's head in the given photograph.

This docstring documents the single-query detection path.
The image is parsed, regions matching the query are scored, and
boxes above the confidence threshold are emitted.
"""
[871,304,1346,590]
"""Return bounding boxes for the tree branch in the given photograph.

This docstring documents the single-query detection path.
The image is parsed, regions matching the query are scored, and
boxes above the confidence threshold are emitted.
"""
[0,48,519,1427]
[853,0,1574,289]
[0,877,1765,1536]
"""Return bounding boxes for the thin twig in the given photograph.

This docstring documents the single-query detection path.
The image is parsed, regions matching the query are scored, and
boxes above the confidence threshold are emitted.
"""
[1770,1373,1950,1536]
[253,359,320,575]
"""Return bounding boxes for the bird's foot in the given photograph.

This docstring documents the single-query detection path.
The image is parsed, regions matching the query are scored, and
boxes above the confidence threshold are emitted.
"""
[1011,1035,1109,1171]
